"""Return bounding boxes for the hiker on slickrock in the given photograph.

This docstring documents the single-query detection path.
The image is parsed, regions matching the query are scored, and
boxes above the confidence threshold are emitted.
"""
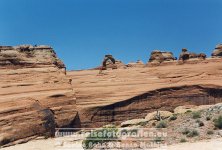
[99,54,116,74]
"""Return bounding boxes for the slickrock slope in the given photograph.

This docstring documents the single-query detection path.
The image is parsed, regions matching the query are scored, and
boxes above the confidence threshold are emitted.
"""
[68,58,222,127]
[0,45,78,147]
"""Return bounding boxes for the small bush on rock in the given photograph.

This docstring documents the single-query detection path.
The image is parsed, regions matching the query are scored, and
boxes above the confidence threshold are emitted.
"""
[180,138,187,143]
[206,116,211,121]
[185,110,192,113]
[182,128,199,137]
[213,116,222,129]
[154,137,164,143]
[182,128,190,135]
[207,130,214,135]
[156,121,167,128]
[187,130,199,137]
[169,114,177,121]
[196,119,204,127]
[192,111,201,119]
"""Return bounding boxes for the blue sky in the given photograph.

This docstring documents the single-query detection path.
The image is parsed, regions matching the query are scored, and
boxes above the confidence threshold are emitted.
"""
[0,0,222,70]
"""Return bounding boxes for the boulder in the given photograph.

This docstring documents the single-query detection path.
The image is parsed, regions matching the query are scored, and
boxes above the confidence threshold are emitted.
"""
[212,44,222,57]
[162,52,176,61]
[149,50,164,63]
[145,111,173,121]
[149,50,175,63]
[120,119,148,127]
[182,48,188,52]
[198,53,207,59]
[189,52,198,59]
[179,48,207,61]
[179,52,190,61]
[216,44,222,49]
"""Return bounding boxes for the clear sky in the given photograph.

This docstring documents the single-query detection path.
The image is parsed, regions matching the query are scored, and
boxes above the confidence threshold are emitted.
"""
[0,0,222,70]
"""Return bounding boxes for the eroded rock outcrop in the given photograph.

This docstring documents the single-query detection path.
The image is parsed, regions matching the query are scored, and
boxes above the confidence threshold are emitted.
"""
[179,48,206,61]
[0,45,65,70]
[145,111,173,121]
[98,55,126,73]
[0,45,78,147]
[149,50,176,63]
[212,44,222,57]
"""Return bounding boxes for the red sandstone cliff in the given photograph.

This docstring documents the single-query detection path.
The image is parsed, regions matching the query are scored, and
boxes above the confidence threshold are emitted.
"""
[68,58,222,127]
[0,45,78,146]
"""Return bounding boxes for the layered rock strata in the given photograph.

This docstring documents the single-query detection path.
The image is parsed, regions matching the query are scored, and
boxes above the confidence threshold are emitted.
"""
[0,45,78,147]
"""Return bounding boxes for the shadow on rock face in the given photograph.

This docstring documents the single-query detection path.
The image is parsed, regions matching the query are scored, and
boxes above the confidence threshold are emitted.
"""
[40,108,56,138]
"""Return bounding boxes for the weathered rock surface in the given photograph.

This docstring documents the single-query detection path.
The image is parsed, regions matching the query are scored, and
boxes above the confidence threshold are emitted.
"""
[120,119,148,127]
[145,111,173,121]
[149,50,176,63]
[127,60,144,68]
[173,105,212,114]
[97,55,126,70]
[0,45,78,147]
[212,44,222,57]
[68,58,222,128]
[0,45,65,69]
[179,48,207,61]
[110,60,125,69]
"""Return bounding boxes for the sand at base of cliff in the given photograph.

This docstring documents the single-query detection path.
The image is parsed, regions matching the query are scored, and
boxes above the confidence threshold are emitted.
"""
[2,138,222,150]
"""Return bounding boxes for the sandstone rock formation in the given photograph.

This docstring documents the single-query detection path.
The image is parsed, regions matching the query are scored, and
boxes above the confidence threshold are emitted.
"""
[0,45,78,147]
[211,44,222,57]
[173,105,211,114]
[68,59,222,128]
[120,119,148,127]
[99,55,126,71]
[0,45,65,70]
[149,50,176,63]
[108,60,125,69]
[145,111,173,121]
[179,48,207,61]
[127,60,144,68]
[2,44,222,148]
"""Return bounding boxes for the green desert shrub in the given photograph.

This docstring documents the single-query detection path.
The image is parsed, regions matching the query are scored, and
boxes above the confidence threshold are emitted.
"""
[154,137,164,143]
[82,126,118,149]
[192,111,201,119]
[206,116,211,121]
[182,128,190,135]
[156,121,167,128]
[180,138,187,143]
[169,114,177,121]
[196,119,204,127]
[213,116,222,129]
[182,128,199,137]
[207,130,214,135]
[187,130,199,137]
[185,110,192,113]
